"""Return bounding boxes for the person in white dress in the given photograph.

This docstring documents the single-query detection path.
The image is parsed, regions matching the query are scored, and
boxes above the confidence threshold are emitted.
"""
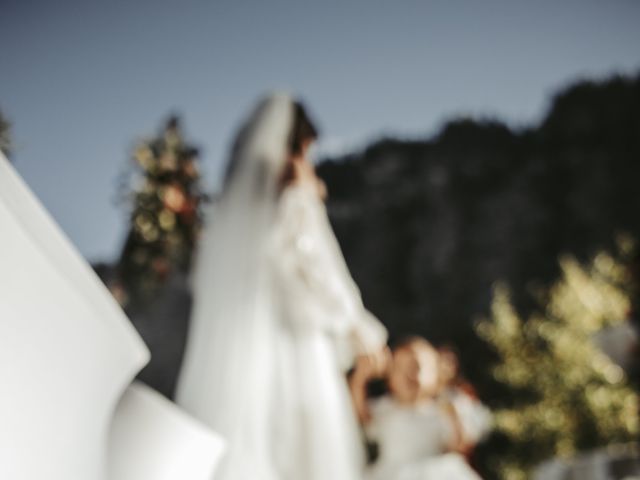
[350,336,482,480]
[176,94,387,480]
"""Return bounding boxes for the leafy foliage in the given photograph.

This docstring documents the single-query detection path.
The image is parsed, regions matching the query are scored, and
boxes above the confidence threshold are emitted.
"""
[475,241,638,478]
[116,116,206,304]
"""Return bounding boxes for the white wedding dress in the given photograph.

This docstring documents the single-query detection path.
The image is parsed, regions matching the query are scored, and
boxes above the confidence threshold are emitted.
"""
[268,181,387,480]
[176,94,387,480]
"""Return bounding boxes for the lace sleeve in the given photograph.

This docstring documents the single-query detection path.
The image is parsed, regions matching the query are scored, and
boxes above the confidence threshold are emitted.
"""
[269,186,354,332]
[270,185,386,352]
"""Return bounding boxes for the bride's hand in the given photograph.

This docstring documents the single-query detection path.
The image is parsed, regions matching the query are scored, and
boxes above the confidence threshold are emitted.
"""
[353,347,391,383]
[350,311,388,357]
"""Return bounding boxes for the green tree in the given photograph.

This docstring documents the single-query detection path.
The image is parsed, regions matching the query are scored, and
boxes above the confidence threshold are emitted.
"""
[475,239,639,479]
[116,116,206,304]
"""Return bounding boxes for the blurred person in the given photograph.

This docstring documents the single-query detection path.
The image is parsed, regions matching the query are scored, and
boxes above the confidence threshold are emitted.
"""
[176,94,387,480]
[437,345,492,453]
[350,336,481,480]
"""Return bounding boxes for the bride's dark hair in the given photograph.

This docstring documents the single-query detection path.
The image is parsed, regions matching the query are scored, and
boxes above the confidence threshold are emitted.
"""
[278,101,319,190]
[224,99,318,189]
[288,101,318,156]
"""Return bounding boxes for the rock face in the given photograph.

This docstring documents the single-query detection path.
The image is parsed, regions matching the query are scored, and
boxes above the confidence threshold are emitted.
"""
[97,73,640,398]
[317,74,640,350]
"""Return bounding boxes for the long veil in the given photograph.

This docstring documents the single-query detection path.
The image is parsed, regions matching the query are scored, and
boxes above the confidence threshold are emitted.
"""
[175,94,294,479]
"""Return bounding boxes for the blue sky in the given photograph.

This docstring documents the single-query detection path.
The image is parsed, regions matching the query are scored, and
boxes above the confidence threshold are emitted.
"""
[2,0,639,261]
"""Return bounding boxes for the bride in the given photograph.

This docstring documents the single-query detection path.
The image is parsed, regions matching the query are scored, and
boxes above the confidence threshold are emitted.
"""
[176,94,387,480]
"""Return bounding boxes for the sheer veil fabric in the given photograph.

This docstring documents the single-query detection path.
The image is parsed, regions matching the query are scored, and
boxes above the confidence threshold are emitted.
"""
[176,95,293,480]
[176,94,387,480]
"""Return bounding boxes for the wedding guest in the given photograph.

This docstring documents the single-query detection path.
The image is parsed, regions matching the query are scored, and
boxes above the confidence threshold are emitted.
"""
[437,345,492,453]
[350,336,481,480]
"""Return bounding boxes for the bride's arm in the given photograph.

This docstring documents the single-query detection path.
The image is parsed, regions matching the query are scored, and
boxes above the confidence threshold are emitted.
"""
[271,186,386,350]
[270,187,353,331]
[349,309,388,356]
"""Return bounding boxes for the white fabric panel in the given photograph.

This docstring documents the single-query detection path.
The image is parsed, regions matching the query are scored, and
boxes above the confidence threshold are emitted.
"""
[0,152,149,480]
[108,382,225,480]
